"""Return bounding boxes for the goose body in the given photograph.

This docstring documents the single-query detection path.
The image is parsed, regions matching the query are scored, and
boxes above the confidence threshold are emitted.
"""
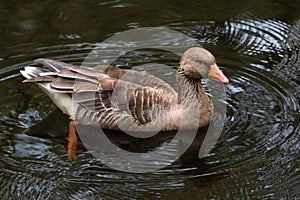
[21,47,229,133]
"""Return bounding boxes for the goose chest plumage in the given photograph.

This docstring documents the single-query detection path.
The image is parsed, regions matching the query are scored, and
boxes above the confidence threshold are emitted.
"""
[21,47,229,159]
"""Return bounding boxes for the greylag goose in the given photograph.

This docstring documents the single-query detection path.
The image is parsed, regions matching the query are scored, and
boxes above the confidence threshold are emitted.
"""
[20,47,229,159]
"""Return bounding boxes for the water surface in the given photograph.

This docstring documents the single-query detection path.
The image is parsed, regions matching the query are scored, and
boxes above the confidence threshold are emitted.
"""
[0,0,299,199]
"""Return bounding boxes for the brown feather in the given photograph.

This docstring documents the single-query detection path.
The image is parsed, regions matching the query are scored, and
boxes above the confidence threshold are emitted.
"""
[51,77,74,89]
[106,67,128,79]
[93,65,110,72]
[73,81,98,92]
[98,78,116,91]
[22,76,55,83]
[35,58,74,72]
[59,69,98,84]
[22,47,221,131]
[69,66,103,78]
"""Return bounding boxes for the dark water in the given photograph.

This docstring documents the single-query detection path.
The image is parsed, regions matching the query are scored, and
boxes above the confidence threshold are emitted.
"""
[0,0,299,199]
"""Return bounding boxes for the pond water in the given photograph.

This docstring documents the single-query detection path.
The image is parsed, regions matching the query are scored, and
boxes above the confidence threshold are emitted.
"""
[0,0,299,199]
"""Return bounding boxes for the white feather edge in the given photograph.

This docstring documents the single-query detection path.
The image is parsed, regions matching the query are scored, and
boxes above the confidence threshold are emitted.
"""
[20,68,34,79]
[20,67,78,119]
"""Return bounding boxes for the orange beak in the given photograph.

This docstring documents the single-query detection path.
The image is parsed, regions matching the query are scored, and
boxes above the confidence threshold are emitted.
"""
[208,64,230,84]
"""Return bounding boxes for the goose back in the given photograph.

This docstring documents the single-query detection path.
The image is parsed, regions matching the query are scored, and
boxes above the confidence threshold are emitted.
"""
[24,59,179,131]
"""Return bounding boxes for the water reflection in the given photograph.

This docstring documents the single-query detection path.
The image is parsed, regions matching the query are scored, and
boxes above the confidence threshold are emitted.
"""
[0,1,299,199]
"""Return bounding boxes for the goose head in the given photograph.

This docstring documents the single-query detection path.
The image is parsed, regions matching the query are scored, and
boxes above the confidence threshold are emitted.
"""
[179,47,229,84]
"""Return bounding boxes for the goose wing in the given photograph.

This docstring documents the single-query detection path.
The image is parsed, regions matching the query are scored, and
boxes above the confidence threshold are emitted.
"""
[25,59,178,131]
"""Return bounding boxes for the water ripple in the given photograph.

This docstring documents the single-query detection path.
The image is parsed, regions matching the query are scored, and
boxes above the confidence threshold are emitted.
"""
[0,13,299,199]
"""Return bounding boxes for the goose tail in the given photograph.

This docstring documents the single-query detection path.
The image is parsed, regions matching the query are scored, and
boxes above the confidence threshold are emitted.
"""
[20,60,76,119]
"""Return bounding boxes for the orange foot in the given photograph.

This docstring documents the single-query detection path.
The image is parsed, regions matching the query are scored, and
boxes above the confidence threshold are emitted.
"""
[67,121,77,160]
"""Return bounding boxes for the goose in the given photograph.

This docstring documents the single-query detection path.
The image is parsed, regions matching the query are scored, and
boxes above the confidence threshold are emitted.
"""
[20,47,229,159]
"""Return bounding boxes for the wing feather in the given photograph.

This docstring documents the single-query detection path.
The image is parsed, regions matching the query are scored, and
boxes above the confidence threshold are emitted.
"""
[22,58,178,130]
